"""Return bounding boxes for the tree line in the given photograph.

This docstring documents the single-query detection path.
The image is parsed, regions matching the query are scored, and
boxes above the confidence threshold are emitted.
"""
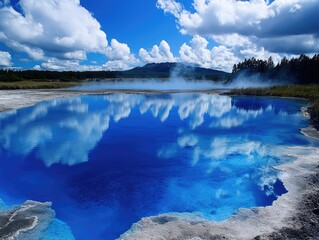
[1,54,319,84]
[232,54,319,84]
[0,70,117,82]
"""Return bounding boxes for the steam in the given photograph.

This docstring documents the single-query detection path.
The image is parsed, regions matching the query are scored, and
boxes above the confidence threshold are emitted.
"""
[228,71,288,89]
[69,64,286,91]
[70,78,216,91]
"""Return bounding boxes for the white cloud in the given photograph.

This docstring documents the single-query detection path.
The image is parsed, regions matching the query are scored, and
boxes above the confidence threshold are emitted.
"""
[106,39,131,61]
[179,35,239,72]
[139,40,175,63]
[210,45,240,72]
[0,0,108,61]
[155,0,298,72]
[36,58,99,71]
[158,0,319,38]
[240,45,281,63]
[0,0,143,71]
[63,50,87,61]
[0,51,12,67]
[0,0,142,71]
[102,56,140,71]
[36,57,139,72]
[211,34,251,47]
[156,0,183,18]
[40,58,81,71]
[103,39,140,70]
[179,35,211,66]
[157,0,319,63]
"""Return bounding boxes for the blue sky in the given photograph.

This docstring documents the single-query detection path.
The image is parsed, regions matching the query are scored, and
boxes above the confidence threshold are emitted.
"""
[0,0,319,72]
[81,0,192,53]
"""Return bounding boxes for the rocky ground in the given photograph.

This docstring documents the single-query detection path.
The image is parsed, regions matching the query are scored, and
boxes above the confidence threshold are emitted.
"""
[0,201,54,240]
[0,90,79,112]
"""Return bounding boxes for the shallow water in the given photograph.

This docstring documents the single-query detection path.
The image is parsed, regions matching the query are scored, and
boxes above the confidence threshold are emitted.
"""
[0,93,314,240]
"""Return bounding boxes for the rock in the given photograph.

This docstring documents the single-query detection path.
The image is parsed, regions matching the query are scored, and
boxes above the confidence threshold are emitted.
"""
[0,201,55,240]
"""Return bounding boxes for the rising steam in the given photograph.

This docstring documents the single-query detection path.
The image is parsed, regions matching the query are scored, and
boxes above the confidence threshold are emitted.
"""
[70,64,285,91]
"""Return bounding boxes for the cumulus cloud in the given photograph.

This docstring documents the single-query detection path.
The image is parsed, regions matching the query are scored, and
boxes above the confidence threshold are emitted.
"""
[0,0,108,60]
[106,39,131,61]
[179,36,211,66]
[31,40,140,71]
[0,51,12,67]
[157,0,319,39]
[0,0,140,70]
[139,40,175,63]
[156,0,183,18]
[179,35,239,72]
[210,45,240,72]
[103,39,140,70]
[157,0,319,66]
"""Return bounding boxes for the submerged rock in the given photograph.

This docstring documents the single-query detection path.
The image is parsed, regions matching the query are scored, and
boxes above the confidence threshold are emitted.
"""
[0,201,55,240]
[301,126,319,139]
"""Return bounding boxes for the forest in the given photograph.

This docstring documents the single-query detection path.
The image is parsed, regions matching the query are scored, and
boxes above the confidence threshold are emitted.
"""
[232,54,319,84]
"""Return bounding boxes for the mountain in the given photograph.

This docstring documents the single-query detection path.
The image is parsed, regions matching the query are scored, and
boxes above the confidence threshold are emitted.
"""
[0,62,230,82]
[117,62,230,81]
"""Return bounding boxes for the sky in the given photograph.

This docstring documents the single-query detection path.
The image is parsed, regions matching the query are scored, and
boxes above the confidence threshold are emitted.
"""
[0,0,319,72]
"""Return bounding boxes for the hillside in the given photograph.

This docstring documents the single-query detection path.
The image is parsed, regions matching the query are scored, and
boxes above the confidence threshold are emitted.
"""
[119,62,229,80]
[0,62,230,82]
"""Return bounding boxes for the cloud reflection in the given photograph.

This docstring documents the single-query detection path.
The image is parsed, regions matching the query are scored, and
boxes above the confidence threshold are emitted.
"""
[0,94,304,169]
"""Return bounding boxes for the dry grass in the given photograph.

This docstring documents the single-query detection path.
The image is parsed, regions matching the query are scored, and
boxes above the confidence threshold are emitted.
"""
[229,85,319,116]
[0,81,79,90]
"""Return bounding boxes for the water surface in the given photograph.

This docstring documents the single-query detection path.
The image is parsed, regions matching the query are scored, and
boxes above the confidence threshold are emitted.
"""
[0,93,313,239]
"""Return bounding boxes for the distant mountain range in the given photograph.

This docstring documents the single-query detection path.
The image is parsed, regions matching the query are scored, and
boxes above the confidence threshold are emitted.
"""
[120,62,230,80]
[0,62,230,82]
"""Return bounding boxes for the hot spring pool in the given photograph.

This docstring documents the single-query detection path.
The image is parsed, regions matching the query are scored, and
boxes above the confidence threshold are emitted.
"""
[0,93,314,239]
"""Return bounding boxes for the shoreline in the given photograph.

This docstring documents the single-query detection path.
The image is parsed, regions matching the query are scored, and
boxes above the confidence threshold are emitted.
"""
[119,146,319,240]
[0,89,318,239]
[0,88,227,113]
[1,89,317,138]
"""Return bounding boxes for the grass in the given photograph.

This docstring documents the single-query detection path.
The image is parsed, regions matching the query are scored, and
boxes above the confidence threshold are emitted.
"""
[228,85,319,127]
[0,81,79,90]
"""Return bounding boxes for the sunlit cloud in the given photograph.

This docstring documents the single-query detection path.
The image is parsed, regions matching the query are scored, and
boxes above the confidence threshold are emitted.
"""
[0,51,12,67]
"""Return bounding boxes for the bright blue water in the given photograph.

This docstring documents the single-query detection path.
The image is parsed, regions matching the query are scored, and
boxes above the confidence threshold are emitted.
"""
[0,94,313,240]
